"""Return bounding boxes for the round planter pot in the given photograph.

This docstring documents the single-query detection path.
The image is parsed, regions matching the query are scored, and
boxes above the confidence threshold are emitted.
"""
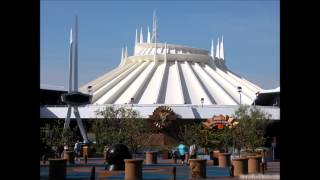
[145,151,157,164]
[124,159,143,180]
[248,155,262,174]
[219,153,231,168]
[232,157,249,176]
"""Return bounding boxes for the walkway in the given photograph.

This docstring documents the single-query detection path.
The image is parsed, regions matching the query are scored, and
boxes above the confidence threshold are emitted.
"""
[40,158,280,180]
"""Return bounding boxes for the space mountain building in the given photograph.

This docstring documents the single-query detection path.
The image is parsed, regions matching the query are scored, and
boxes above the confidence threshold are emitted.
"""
[41,13,279,122]
[79,17,262,106]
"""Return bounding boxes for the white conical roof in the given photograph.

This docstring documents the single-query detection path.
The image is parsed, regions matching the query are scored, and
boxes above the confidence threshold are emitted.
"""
[80,41,262,105]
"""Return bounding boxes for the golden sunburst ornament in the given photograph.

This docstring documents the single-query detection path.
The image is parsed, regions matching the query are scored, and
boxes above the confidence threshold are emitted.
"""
[148,106,177,129]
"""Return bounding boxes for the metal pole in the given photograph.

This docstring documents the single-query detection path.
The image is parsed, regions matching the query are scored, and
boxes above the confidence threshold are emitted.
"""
[272,146,275,161]
[90,166,95,180]
[172,166,176,180]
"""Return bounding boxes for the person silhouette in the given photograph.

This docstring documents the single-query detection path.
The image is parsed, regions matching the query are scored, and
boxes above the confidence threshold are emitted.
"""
[74,140,81,162]
[177,142,188,165]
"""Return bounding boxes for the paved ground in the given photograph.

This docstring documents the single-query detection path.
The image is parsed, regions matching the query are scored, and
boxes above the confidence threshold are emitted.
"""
[40,158,280,180]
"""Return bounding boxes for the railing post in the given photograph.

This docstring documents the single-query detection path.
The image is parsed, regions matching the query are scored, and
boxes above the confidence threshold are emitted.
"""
[172,166,176,180]
[90,166,95,180]
[230,164,234,177]
[260,162,265,174]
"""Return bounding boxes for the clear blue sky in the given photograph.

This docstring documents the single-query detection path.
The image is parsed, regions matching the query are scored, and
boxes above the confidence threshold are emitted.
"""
[41,0,279,90]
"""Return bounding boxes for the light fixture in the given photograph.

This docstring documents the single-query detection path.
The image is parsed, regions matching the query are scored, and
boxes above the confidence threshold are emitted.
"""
[237,86,242,105]
[201,98,204,108]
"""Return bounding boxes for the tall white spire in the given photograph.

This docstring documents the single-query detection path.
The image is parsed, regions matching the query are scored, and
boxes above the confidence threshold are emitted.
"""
[151,10,158,43]
[125,46,128,59]
[210,39,214,58]
[73,15,78,92]
[134,29,138,56]
[164,42,167,63]
[151,10,158,62]
[68,28,73,93]
[135,29,139,45]
[219,36,224,60]
[215,37,220,59]
[140,27,144,43]
[147,26,151,43]
[120,47,124,65]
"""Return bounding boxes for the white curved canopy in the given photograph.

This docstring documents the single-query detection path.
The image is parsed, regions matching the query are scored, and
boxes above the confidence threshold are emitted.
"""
[79,14,262,105]
[80,41,262,105]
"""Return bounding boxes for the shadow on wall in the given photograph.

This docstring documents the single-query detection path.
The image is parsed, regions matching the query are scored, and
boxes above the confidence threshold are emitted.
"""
[40,107,59,118]
[191,107,201,119]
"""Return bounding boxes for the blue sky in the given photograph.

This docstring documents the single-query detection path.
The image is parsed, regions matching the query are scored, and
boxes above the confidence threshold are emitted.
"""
[41,0,279,90]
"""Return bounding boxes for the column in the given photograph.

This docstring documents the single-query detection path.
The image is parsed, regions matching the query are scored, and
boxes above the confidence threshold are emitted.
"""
[219,153,231,168]
[145,151,157,164]
[232,157,249,176]
[124,159,143,180]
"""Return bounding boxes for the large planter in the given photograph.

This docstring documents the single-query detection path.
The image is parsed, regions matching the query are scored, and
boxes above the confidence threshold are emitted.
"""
[232,157,248,176]
[49,159,67,180]
[248,155,262,174]
[162,148,169,159]
[82,146,89,158]
[145,151,157,164]
[219,153,231,167]
[124,159,143,180]
[189,159,207,178]
[63,151,75,164]
[212,150,220,165]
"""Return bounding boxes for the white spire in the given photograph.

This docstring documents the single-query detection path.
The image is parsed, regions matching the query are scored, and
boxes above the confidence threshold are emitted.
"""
[134,29,138,56]
[210,39,214,58]
[135,29,139,45]
[125,46,128,59]
[152,10,158,62]
[151,10,158,43]
[215,37,220,59]
[140,27,143,43]
[120,47,124,65]
[68,28,73,93]
[69,29,73,44]
[164,42,167,63]
[219,36,224,60]
[147,26,151,43]
[73,15,78,92]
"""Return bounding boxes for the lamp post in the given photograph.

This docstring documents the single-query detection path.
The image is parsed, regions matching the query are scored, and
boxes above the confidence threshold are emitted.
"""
[130,97,134,107]
[271,137,277,161]
[201,98,204,108]
[87,86,92,95]
[254,91,259,106]
[237,86,242,105]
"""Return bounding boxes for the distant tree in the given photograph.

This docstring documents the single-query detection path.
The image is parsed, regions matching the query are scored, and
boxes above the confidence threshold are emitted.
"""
[176,122,202,146]
[209,127,234,153]
[233,105,271,156]
[40,120,78,158]
[93,106,152,155]
[123,117,153,155]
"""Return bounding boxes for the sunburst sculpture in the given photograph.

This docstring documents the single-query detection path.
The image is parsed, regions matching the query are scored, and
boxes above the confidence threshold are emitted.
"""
[148,106,177,129]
